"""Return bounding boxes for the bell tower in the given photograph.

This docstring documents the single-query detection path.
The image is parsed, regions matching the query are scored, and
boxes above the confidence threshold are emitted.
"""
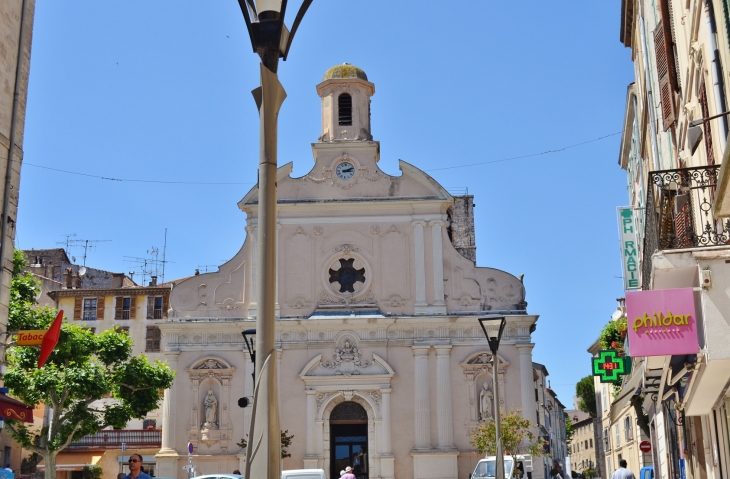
[316,63,375,142]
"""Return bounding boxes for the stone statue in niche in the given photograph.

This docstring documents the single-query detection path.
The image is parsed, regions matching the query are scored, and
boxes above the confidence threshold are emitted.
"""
[321,338,371,374]
[202,390,218,429]
[479,382,494,421]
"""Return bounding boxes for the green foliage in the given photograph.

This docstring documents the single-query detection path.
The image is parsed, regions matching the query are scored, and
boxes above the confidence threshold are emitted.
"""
[599,317,626,351]
[82,465,102,479]
[471,409,545,458]
[575,376,597,418]
[237,430,294,459]
[3,250,175,476]
[281,430,294,459]
[565,414,574,444]
[583,468,597,479]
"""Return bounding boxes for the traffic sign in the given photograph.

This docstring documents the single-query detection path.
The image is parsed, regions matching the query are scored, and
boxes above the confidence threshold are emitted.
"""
[188,442,194,454]
[640,440,651,453]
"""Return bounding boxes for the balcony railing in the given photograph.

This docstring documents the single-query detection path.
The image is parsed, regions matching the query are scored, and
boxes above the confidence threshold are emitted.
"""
[643,166,730,285]
[66,429,161,449]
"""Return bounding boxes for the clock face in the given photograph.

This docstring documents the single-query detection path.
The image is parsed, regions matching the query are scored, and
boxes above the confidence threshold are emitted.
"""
[336,162,356,180]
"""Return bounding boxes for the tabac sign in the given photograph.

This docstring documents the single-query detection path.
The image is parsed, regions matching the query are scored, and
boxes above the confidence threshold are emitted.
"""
[618,207,640,290]
[626,288,699,357]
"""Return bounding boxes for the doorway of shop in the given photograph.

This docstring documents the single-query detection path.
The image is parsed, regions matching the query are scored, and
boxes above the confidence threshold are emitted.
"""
[330,402,368,479]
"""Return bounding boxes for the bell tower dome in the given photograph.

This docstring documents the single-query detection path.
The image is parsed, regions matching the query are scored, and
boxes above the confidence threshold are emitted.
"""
[316,63,375,142]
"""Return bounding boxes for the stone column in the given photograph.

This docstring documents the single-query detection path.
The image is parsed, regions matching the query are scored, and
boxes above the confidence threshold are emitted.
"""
[517,344,536,428]
[435,345,455,449]
[245,224,258,316]
[412,221,427,307]
[160,352,179,453]
[305,390,317,457]
[380,388,395,479]
[429,221,445,306]
[413,346,431,450]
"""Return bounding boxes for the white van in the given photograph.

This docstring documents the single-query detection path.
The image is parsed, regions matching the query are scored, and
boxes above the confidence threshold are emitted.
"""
[471,455,533,479]
[281,469,326,479]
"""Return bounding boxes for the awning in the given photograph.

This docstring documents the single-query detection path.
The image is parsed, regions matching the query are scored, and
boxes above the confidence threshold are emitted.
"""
[0,394,34,423]
[37,453,103,471]
[610,360,645,422]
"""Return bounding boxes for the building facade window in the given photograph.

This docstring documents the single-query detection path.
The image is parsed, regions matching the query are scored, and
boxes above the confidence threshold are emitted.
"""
[143,418,157,430]
[146,295,168,319]
[604,428,610,450]
[338,93,353,126]
[118,326,130,334]
[83,298,97,321]
[146,326,161,352]
[115,296,136,320]
[615,423,621,447]
[589,438,593,448]
[624,416,633,441]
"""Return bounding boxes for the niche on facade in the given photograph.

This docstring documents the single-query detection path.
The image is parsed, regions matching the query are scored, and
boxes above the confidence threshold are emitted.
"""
[461,351,509,424]
[187,356,235,452]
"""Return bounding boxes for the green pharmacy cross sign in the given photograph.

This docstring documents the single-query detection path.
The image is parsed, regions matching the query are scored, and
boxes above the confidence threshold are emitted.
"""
[592,350,631,383]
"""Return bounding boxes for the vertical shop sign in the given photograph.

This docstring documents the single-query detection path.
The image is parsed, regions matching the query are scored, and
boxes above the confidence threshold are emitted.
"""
[618,207,640,290]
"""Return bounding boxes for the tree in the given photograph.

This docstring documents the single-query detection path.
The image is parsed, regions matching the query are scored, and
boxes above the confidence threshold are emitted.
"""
[575,376,597,418]
[237,430,294,459]
[471,409,545,471]
[565,414,575,444]
[3,251,175,479]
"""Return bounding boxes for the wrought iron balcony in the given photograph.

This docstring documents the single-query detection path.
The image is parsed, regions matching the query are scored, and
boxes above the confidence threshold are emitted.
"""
[643,165,730,287]
[66,429,161,449]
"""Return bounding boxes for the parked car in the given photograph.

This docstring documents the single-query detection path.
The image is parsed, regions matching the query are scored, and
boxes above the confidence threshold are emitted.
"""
[281,469,326,479]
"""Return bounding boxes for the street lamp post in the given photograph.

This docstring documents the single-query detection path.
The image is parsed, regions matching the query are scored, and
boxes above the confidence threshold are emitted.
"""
[478,316,507,479]
[235,2,313,478]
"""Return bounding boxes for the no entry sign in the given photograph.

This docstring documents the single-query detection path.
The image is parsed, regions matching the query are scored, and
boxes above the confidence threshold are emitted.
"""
[640,440,651,453]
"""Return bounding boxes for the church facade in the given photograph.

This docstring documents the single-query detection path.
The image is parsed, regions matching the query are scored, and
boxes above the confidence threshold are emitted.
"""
[156,64,540,479]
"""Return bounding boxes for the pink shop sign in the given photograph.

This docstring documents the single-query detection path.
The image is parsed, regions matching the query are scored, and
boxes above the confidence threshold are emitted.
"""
[626,288,699,357]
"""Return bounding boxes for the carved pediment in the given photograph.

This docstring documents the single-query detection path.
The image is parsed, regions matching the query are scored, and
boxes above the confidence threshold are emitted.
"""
[300,353,394,378]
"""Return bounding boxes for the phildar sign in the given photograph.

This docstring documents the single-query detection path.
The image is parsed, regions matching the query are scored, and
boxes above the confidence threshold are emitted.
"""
[626,288,699,357]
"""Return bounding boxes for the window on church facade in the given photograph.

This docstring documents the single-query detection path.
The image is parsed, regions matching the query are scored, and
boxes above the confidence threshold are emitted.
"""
[338,93,352,126]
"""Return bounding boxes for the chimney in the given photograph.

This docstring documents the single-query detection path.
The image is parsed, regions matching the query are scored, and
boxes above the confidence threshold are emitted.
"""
[62,268,70,289]
[73,271,82,289]
[448,195,477,263]
[111,273,124,288]
[149,276,157,287]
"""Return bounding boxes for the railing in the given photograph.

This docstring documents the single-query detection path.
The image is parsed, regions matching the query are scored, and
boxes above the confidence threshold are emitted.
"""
[66,429,161,449]
[644,165,730,255]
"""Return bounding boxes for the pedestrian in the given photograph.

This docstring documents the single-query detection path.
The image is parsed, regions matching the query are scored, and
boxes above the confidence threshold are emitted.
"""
[342,466,356,479]
[3,465,10,473]
[122,454,151,479]
[339,471,345,477]
[611,460,636,479]
[551,460,566,479]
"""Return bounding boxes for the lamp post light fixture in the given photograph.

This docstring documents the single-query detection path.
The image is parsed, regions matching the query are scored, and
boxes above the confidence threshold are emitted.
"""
[687,110,730,153]
[237,329,256,409]
[235,1,313,478]
[478,316,507,479]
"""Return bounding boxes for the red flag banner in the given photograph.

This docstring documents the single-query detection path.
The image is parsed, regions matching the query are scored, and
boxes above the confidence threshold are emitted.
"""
[38,310,63,368]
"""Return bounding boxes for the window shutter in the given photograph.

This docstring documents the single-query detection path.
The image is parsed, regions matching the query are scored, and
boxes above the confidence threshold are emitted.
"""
[115,297,123,320]
[654,21,677,130]
[130,296,137,319]
[97,297,105,320]
[74,297,82,320]
[659,0,680,92]
[147,297,154,319]
[162,293,169,318]
[146,326,161,352]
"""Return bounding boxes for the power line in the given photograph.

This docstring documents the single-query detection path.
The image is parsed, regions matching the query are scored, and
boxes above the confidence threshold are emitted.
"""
[425,131,622,172]
[22,130,622,182]
[23,162,254,186]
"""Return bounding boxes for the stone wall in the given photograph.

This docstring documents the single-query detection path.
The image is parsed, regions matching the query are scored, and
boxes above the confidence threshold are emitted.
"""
[449,195,476,263]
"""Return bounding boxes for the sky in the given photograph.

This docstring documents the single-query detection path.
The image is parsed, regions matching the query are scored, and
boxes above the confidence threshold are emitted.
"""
[17,1,635,407]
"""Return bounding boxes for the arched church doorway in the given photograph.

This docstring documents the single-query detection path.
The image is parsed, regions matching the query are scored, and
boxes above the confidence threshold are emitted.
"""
[330,401,368,479]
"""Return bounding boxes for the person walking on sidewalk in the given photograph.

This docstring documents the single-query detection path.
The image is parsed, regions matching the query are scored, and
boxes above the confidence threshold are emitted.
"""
[611,460,637,479]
